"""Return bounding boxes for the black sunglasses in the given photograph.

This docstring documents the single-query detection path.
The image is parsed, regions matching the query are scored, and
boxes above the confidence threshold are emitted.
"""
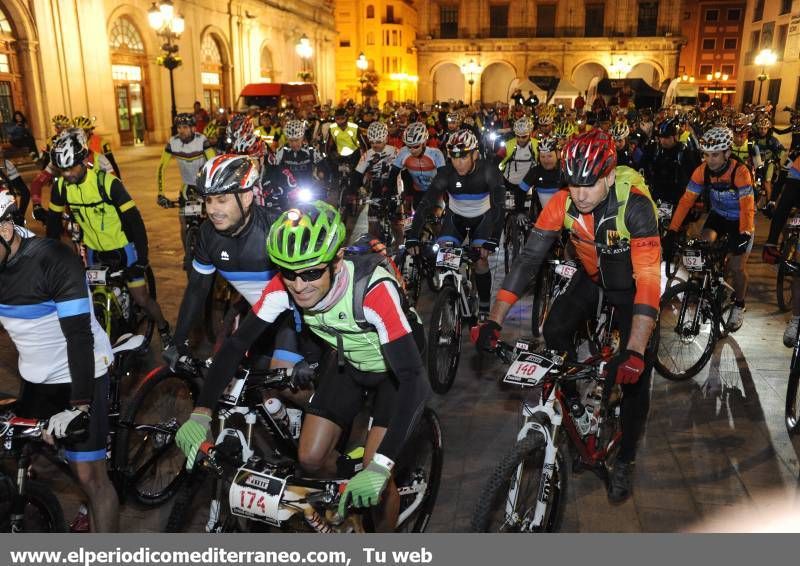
[279,265,329,282]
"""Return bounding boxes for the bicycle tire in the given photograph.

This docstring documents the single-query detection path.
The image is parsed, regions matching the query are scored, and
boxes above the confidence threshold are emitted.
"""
[392,408,443,532]
[530,265,554,337]
[503,214,514,275]
[0,478,67,532]
[470,431,566,533]
[116,366,196,506]
[165,468,210,532]
[787,371,800,435]
[126,266,157,348]
[777,233,797,312]
[426,286,462,394]
[654,281,718,381]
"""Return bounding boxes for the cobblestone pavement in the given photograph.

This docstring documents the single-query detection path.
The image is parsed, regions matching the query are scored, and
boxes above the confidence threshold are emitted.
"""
[1,144,799,532]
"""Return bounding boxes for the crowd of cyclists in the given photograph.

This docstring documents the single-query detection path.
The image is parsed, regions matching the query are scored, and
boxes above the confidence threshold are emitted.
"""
[1,90,800,532]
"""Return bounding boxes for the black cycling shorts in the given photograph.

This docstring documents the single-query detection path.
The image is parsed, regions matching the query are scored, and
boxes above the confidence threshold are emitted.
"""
[16,375,109,462]
[306,352,397,431]
[438,210,493,247]
[703,211,754,255]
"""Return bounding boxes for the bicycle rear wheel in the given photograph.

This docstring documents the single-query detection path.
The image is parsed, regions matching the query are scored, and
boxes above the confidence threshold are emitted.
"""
[654,281,718,380]
[0,478,67,532]
[786,371,800,434]
[777,233,797,312]
[116,366,196,506]
[426,286,462,394]
[470,431,566,533]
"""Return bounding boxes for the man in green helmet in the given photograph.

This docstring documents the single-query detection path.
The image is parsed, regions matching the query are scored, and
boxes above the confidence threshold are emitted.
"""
[175,200,430,530]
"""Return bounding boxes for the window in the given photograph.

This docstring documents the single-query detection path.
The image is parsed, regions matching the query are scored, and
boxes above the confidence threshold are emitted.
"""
[260,46,274,81]
[637,2,659,36]
[723,38,737,50]
[109,17,145,53]
[702,38,716,50]
[386,5,395,23]
[391,30,398,46]
[490,4,509,37]
[536,4,556,37]
[0,54,8,74]
[778,24,789,58]
[440,5,459,38]
[339,39,351,47]
[366,32,375,45]
[366,5,374,18]
[768,78,782,105]
[0,11,11,34]
[201,35,223,65]
[751,29,761,51]
[782,0,792,15]
[0,82,12,131]
[699,64,713,75]
[753,0,764,22]
[742,80,754,105]
[705,9,719,22]
[721,64,734,76]
[585,4,605,37]
[727,8,741,21]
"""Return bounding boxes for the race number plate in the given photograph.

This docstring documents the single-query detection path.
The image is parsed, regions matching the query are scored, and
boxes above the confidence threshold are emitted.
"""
[789,215,800,228]
[436,247,462,270]
[503,352,555,387]
[554,263,577,280]
[220,377,246,406]
[229,467,286,526]
[86,266,109,286]
[658,202,673,219]
[182,202,203,216]
[682,249,704,271]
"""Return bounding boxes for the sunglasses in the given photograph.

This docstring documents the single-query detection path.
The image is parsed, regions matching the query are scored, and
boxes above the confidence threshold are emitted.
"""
[279,265,328,282]
[408,144,423,150]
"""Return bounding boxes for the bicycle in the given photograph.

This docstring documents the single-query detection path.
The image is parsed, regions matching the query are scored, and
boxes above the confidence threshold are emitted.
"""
[426,242,483,394]
[654,238,736,381]
[86,263,158,347]
[394,212,440,308]
[470,340,621,532]
[166,366,442,533]
[782,261,800,435]
[528,240,569,338]
[776,211,800,312]
[501,190,533,275]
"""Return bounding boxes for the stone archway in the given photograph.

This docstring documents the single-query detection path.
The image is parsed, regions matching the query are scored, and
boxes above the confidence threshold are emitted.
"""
[260,43,275,82]
[627,61,661,88]
[200,31,231,113]
[571,61,608,94]
[480,62,516,104]
[108,16,151,145]
[432,62,465,103]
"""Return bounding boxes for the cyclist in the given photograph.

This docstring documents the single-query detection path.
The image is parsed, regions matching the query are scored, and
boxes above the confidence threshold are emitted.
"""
[499,117,539,214]
[272,120,326,187]
[517,136,566,213]
[0,146,30,224]
[664,126,755,331]
[536,113,554,138]
[642,118,699,207]
[753,116,786,207]
[387,122,447,215]
[327,108,362,207]
[45,129,175,350]
[175,201,430,530]
[72,115,121,179]
[0,191,118,531]
[438,111,462,149]
[156,113,216,270]
[474,129,660,503]
[610,122,640,169]
[254,112,285,151]
[731,120,762,172]
[353,121,399,240]
[406,129,504,319]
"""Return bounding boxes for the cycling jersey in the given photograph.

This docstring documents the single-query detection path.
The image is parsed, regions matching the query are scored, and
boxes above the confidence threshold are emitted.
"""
[329,122,360,156]
[670,160,755,233]
[0,158,29,217]
[731,140,761,169]
[519,164,566,208]
[754,134,786,182]
[499,168,661,320]
[0,233,112,403]
[30,152,114,205]
[255,125,286,149]
[272,145,325,185]
[498,138,539,185]
[157,133,215,197]
[389,146,446,193]
[87,133,121,178]
[354,146,398,188]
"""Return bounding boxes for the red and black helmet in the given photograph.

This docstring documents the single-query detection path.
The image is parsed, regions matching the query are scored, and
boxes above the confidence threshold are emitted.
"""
[561,130,616,187]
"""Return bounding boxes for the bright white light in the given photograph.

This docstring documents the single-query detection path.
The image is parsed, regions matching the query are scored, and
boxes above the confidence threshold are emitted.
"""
[148,4,164,30]
[159,0,174,21]
[170,14,185,35]
[297,188,313,203]
[489,132,497,141]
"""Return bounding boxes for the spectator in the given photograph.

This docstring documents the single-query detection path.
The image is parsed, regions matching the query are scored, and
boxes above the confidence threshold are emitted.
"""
[574,92,586,111]
[193,101,210,133]
[9,111,38,157]
[525,90,539,108]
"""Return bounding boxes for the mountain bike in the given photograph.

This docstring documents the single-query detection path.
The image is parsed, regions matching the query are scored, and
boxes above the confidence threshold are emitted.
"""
[395,213,439,308]
[529,241,569,338]
[470,340,620,532]
[426,242,481,394]
[654,238,736,381]
[166,367,442,533]
[782,261,800,435]
[502,191,530,275]
[776,212,800,312]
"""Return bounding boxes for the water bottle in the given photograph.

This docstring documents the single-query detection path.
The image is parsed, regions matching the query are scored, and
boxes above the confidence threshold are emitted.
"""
[264,398,289,432]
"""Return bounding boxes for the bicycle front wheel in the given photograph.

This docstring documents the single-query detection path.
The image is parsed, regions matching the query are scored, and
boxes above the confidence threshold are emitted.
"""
[786,370,800,434]
[427,286,462,394]
[654,281,718,381]
[531,265,554,337]
[0,478,67,532]
[470,431,566,533]
[116,366,197,506]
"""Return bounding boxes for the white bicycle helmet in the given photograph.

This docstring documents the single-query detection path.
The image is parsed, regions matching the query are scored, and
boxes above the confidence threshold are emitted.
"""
[367,121,389,144]
[610,122,630,141]
[231,132,266,157]
[402,122,429,147]
[284,120,306,140]
[755,116,772,129]
[513,117,532,137]
[698,127,734,152]
[50,128,89,169]
[446,111,461,125]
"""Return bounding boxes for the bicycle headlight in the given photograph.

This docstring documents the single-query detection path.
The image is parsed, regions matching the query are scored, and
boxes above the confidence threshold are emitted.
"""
[297,187,313,203]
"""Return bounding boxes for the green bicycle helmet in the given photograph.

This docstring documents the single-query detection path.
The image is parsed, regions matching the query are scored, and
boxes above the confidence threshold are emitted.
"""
[268,201,346,270]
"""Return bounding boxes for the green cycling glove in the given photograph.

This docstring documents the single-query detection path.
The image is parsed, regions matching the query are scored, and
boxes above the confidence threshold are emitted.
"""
[175,412,212,470]
[338,456,392,517]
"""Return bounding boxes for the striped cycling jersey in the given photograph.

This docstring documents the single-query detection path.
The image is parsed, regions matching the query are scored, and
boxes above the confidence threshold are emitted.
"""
[157,133,215,195]
[392,146,446,192]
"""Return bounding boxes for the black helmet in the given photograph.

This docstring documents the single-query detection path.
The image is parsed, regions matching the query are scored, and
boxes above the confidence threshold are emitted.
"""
[656,119,679,137]
[334,107,347,118]
[174,113,196,127]
[50,128,89,169]
[196,154,259,196]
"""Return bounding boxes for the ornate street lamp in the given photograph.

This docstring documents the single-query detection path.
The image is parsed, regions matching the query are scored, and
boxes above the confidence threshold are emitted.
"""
[680,73,695,83]
[356,52,368,104]
[148,0,184,134]
[705,70,729,99]
[754,48,777,105]
[460,59,482,105]
[295,34,314,82]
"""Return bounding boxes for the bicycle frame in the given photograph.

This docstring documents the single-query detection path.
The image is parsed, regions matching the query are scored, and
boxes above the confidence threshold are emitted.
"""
[432,245,476,319]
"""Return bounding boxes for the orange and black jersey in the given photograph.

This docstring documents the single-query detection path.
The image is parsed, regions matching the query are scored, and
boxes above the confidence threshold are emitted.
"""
[498,185,661,319]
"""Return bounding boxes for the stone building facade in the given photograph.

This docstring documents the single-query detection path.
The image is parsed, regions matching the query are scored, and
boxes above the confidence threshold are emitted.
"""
[1,0,336,149]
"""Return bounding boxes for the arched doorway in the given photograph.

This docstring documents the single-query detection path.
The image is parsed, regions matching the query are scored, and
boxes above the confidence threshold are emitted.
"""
[571,62,607,94]
[481,62,515,104]
[0,8,24,144]
[201,33,229,113]
[260,45,274,82]
[627,62,661,88]
[109,16,150,145]
[432,63,465,103]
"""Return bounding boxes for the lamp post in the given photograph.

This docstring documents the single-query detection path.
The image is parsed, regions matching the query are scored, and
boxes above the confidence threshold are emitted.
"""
[148,0,184,135]
[356,52,368,105]
[680,73,695,83]
[460,59,482,105]
[705,70,729,100]
[755,48,777,105]
[295,34,314,82]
